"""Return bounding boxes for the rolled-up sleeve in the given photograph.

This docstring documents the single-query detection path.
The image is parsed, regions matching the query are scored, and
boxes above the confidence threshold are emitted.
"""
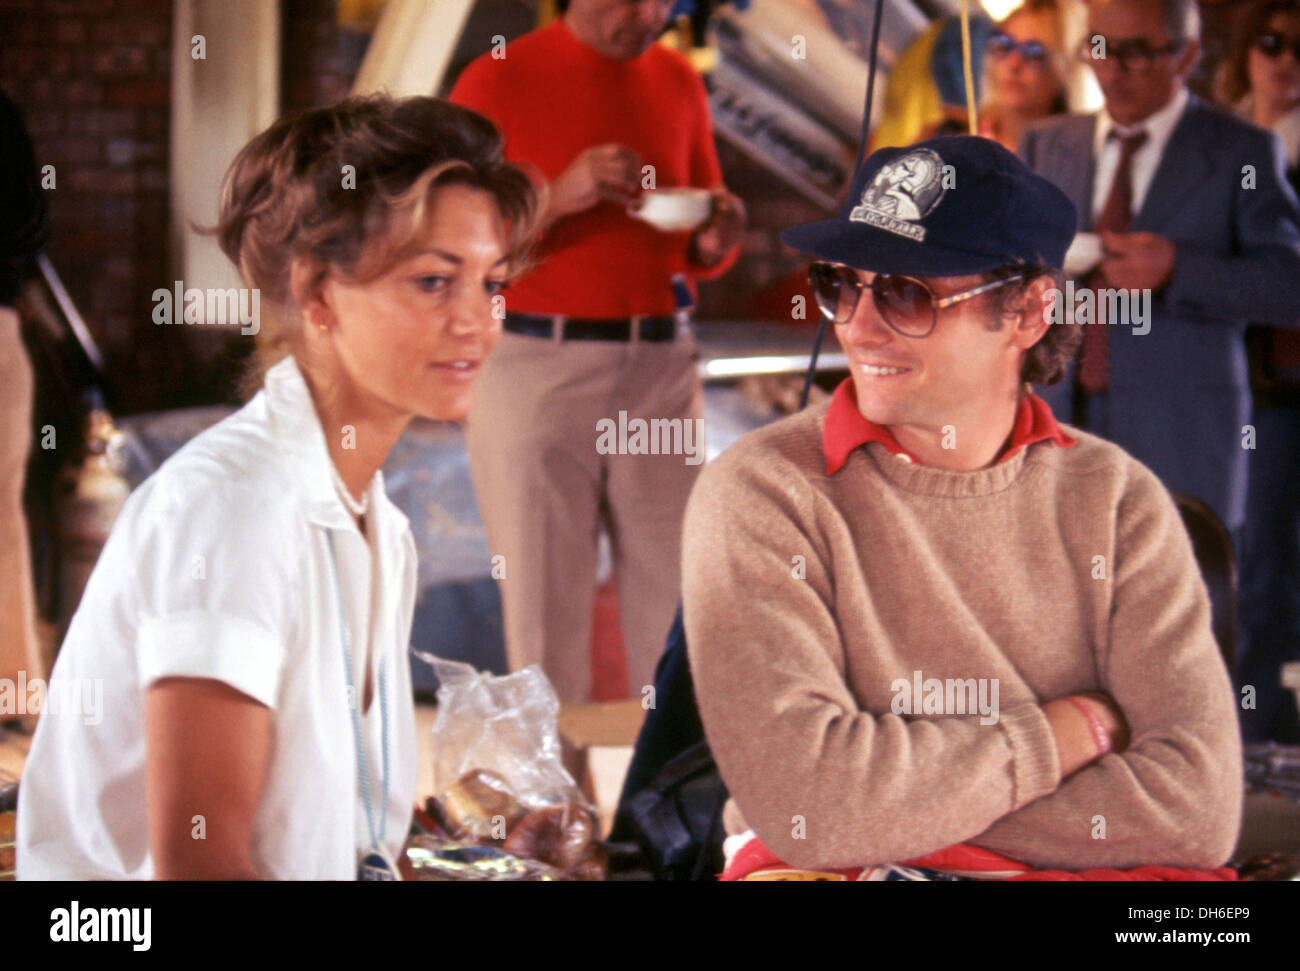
[128,472,299,709]
[137,612,284,709]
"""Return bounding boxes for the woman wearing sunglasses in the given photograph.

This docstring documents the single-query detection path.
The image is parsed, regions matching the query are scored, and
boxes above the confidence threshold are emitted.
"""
[17,96,539,879]
[980,0,1069,152]
[1218,0,1300,184]
[1216,0,1300,744]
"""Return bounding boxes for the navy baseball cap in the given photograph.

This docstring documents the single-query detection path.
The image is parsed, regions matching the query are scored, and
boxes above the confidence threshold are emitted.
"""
[781,135,1077,277]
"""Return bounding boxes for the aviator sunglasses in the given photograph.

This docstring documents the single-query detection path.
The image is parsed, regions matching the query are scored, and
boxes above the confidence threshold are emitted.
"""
[808,262,1024,338]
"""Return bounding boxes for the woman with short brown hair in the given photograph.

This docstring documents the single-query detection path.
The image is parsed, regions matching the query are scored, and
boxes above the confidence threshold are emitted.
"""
[18,95,539,879]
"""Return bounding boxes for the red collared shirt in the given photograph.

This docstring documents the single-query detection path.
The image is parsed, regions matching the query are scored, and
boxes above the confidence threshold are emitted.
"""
[823,378,1077,476]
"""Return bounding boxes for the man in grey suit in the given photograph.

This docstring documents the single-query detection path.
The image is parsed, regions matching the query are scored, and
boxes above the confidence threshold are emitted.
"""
[1020,0,1300,539]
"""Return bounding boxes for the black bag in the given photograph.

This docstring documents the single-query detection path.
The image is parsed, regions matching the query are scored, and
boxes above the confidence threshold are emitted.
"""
[611,606,729,880]
[623,741,728,881]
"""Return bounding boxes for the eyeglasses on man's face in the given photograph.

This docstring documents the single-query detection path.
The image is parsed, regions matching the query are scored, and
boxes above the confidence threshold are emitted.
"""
[807,263,1025,338]
[1076,35,1185,72]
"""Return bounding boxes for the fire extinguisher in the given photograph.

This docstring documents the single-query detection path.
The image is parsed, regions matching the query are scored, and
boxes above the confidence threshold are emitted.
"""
[54,388,129,639]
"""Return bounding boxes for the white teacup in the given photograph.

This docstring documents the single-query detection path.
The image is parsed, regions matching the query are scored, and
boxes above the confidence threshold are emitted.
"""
[1064,232,1103,277]
[628,188,712,232]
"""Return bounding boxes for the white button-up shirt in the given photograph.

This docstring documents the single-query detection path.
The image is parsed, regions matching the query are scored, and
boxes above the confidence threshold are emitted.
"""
[18,356,418,879]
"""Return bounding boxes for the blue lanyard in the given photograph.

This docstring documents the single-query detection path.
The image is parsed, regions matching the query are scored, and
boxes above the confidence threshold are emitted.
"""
[325,529,390,855]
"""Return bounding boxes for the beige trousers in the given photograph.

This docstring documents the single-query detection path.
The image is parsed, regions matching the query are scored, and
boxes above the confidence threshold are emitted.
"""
[464,329,703,702]
[0,306,44,701]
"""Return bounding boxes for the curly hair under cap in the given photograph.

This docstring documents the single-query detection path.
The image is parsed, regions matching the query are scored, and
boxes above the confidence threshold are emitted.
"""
[983,263,1081,386]
[214,94,541,395]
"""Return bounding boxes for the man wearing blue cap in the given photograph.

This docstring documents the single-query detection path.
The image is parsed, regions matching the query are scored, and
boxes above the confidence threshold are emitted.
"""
[681,135,1242,877]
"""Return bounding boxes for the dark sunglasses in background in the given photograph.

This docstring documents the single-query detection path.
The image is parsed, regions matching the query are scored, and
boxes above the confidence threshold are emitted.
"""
[986,31,1051,65]
[807,262,1025,338]
[1254,32,1300,60]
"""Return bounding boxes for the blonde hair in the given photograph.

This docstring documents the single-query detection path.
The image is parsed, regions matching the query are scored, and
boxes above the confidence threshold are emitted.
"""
[984,0,1069,118]
[215,94,541,396]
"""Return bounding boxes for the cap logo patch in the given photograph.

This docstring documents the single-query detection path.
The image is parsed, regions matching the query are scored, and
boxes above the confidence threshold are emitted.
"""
[850,148,947,242]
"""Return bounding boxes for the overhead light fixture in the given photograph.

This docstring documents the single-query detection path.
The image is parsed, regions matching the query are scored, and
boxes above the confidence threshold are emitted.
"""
[981,0,1024,22]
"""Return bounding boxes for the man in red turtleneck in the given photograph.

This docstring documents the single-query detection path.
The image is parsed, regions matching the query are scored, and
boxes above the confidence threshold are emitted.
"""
[449,0,744,703]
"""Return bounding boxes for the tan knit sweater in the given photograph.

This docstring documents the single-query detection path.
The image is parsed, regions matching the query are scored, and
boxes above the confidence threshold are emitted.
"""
[682,400,1242,871]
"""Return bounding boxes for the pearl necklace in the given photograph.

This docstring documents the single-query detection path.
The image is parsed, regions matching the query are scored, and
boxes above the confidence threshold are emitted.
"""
[329,462,370,517]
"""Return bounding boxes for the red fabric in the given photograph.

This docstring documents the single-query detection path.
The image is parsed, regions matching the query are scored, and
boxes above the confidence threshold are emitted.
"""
[721,835,1236,881]
[1007,865,1236,881]
[590,576,629,701]
[822,377,1077,475]
[721,835,847,880]
[448,18,738,317]
[749,267,819,325]
[1274,327,1300,370]
[721,836,1033,881]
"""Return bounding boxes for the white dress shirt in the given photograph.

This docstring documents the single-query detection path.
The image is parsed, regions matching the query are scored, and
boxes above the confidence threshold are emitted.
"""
[1091,87,1191,221]
[1278,103,1300,171]
[1236,94,1300,170]
[17,356,419,879]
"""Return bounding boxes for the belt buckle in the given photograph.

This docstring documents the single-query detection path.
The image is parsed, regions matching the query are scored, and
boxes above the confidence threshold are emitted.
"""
[552,314,565,342]
[629,314,643,344]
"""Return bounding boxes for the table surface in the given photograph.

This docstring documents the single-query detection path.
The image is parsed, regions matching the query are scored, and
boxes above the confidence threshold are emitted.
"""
[694,320,848,378]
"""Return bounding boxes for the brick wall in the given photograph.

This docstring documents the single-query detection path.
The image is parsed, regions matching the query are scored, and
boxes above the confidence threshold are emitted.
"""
[1,0,176,413]
[281,0,368,116]
[0,0,373,414]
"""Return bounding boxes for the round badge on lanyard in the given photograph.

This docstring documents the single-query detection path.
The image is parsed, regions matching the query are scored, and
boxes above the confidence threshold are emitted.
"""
[359,849,398,881]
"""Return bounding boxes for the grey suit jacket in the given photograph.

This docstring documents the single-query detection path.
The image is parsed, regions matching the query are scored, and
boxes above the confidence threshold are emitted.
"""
[1020,94,1300,532]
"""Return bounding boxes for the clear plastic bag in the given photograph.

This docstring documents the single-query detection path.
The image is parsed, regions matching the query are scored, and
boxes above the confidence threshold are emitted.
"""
[418,657,606,879]
[426,657,586,810]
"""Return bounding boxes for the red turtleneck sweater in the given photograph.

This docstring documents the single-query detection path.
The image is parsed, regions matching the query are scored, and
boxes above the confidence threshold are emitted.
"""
[449,18,737,317]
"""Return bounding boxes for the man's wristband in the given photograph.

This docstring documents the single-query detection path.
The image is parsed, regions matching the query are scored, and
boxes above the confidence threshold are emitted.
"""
[1066,695,1112,758]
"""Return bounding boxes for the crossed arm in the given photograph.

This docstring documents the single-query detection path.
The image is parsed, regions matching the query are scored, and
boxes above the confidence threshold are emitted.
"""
[682,459,1241,871]
[971,480,1243,869]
